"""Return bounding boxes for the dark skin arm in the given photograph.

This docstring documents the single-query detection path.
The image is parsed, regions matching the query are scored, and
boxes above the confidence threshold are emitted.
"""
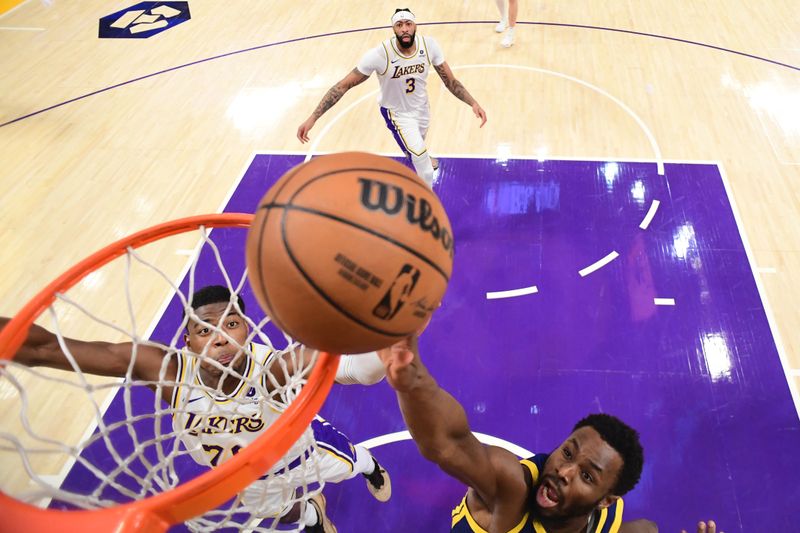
[433,62,487,127]
[2,317,346,402]
[0,317,175,402]
[379,335,660,532]
[377,335,529,532]
[297,68,370,143]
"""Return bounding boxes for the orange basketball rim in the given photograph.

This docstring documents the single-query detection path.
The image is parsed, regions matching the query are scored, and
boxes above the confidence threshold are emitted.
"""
[0,213,340,533]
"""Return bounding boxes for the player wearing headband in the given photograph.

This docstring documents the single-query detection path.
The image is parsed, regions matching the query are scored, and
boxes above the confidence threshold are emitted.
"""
[297,8,487,187]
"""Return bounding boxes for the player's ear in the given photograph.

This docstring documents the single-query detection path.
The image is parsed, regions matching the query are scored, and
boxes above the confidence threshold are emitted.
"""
[596,494,619,509]
[184,331,191,349]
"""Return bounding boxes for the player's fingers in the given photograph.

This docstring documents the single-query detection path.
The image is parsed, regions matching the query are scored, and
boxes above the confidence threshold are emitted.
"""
[706,520,716,533]
[697,522,707,533]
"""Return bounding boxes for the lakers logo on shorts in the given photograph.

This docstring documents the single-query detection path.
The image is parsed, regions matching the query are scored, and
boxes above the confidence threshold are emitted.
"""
[372,264,420,320]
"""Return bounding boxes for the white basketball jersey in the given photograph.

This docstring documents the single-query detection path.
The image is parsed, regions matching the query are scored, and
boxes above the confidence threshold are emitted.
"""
[357,35,445,115]
[170,343,313,468]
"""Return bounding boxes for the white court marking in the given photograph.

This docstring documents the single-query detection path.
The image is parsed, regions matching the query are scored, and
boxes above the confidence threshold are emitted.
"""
[654,298,675,306]
[639,199,661,229]
[486,285,539,300]
[306,63,666,176]
[303,62,666,298]
[717,163,799,419]
[578,251,620,277]
[357,430,534,458]
[452,64,665,176]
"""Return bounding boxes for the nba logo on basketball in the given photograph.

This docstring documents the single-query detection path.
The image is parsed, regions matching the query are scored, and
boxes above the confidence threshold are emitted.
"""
[372,264,420,320]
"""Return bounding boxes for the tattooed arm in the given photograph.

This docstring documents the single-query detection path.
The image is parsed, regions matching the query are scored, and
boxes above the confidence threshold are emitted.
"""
[297,68,370,143]
[434,62,487,127]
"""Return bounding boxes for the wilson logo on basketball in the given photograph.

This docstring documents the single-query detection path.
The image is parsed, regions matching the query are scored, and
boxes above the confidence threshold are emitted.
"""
[372,264,420,320]
[358,177,454,258]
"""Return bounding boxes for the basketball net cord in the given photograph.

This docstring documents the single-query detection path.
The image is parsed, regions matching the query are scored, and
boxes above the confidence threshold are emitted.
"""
[0,222,331,532]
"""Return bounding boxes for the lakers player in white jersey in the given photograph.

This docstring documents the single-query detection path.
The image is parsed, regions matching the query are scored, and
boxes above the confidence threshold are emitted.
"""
[2,285,391,533]
[297,8,487,187]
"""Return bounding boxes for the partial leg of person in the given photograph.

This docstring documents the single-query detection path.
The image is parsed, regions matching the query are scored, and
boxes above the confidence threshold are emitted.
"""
[305,494,336,533]
[238,419,391,531]
[494,0,508,32]
[312,417,392,502]
[501,0,518,47]
[379,107,435,187]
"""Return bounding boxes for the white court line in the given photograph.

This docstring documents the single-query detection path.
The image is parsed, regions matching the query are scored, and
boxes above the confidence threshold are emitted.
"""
[639,199,661,229]
[0,26,44,31]
[578,251,619,277]
[304,88,381,163]
[486,285,539,300]
[357,430,534,458]
[717,163,799,420]
[266,150,720,167]
[757,267,777,274]
[305,64,665,176]
[654,298,675,306]
[452,64,665,176]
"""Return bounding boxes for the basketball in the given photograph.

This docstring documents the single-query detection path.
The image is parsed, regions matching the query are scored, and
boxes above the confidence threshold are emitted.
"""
[245,152,454,354]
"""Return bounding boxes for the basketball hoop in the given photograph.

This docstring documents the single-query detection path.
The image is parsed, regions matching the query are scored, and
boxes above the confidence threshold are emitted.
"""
[0,214,340,532]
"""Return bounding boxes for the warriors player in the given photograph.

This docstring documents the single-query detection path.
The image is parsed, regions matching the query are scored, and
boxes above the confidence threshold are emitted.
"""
[297,8,487,187]
[2,285,390,532]
[377,335,662,533]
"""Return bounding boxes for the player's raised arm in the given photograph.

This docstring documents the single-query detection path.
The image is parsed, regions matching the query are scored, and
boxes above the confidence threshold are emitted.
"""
[266,346,385,391]
[0,317,169,383]
[378,336,522,509]
[297,68,370,143]
[433,61,487,127]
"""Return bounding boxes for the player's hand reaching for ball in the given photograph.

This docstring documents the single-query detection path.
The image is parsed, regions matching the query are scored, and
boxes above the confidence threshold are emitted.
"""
[377,335,420,392]
[472,102,487,127]
[681,521,722,533]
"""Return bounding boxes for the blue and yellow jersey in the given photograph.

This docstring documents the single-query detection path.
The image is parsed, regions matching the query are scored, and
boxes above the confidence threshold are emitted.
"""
[451,453,624,533]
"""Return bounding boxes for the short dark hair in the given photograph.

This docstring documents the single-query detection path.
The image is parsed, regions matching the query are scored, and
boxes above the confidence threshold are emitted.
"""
[185,285,245,324]
[394,7,414,15]
[573,414,643,496]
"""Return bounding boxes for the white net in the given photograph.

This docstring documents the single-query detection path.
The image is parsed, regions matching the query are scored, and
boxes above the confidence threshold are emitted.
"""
[0,221,337,532]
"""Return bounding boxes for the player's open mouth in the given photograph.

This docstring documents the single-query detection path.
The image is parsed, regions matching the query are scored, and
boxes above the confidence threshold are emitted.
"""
[536,479,560,509]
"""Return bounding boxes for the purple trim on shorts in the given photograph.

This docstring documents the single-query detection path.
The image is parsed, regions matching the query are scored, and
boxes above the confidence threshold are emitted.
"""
[311,418,356,465]
[380,106,410,157]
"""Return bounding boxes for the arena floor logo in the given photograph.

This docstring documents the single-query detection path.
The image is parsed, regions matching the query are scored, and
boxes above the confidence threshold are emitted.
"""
[99,2,190,39]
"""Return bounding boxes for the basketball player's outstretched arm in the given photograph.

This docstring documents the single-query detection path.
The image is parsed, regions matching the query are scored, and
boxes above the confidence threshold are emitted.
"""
[433,62,487,127]
[266,346,385,391]
[0,317,170,383]
[297,68,370,143]
[378,336,527,517]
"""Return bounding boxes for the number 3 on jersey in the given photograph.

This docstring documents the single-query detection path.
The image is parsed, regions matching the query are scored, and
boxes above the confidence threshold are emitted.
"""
[405,78,416,94]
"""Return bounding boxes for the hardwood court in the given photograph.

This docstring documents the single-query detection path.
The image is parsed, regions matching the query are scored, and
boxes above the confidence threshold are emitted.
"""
[1,1,799,531]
